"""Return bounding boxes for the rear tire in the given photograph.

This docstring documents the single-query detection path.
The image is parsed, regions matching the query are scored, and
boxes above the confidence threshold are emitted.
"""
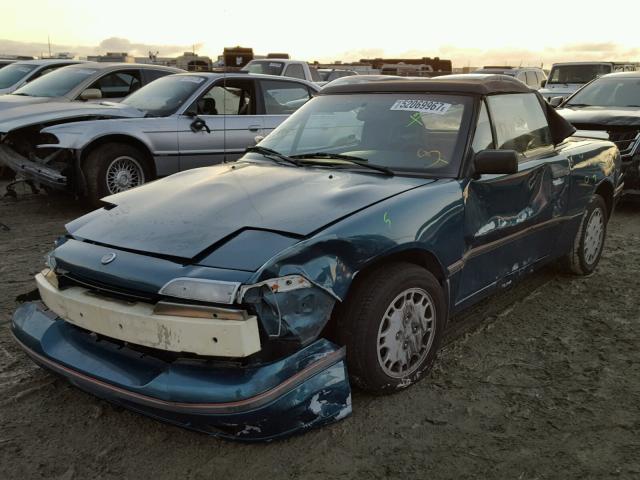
[336,262,446,393]
[83,143,152,207]
[563,194,608,275]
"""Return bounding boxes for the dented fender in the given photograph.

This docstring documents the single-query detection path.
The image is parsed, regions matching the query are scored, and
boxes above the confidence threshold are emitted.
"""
[239,180,465,343]
[40,117,159,152]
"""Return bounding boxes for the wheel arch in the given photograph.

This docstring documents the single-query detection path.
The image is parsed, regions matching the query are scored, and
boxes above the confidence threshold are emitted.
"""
[594,179,614,219]
[81,134,157,178]
[324,247,450,341]
[355,248,448,288]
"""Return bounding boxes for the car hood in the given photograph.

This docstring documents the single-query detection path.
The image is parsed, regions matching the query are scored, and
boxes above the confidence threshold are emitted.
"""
[67,162,433,259]
[0,101,143,133]
[557,106,640,127]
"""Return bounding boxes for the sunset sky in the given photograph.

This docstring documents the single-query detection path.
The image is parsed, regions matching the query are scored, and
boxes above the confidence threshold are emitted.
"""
[3,0,640,67]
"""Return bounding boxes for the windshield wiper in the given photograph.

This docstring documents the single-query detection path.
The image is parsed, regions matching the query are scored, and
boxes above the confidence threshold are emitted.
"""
[291,152,394,176]
[566,103,592,107]
[245,146,302,167]
[11,92,31,96]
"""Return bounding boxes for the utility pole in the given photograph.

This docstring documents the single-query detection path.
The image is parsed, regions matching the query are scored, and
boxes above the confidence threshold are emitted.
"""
[47,35,52,58]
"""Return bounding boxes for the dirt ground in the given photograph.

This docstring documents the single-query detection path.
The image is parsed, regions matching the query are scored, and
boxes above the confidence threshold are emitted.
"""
[0,182,638,480]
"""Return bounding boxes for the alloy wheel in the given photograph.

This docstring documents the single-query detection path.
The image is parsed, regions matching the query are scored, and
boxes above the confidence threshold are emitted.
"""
[583,207,604,265]
[376,287,437,378]
[106,156,145,194]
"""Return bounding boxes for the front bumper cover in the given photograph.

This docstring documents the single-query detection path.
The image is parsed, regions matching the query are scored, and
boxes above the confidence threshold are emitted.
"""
[11,301,352,441]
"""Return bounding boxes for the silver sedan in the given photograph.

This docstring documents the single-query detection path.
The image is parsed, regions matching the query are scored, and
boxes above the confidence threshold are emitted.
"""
[0,72,320,205]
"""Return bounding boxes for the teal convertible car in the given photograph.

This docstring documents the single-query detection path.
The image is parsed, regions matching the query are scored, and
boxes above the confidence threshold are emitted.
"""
[11,75,622,440]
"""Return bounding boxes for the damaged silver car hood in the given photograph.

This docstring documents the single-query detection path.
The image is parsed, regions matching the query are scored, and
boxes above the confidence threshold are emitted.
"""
[67,161,433,259]
[0,101,143,134]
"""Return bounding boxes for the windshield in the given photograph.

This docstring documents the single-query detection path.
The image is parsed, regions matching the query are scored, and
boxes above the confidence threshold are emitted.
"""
[242,61,284,75]
[566,77,640,107]
[0,63,37,89]
[256,93,472,176]
[121,75,205,116]
[548,64,611,85]
[13,66,96,97]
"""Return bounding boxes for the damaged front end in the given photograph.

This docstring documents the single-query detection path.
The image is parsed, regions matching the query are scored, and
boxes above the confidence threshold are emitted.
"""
[0,125,77,192]
[11,242,352,441]
[0,127,79,190]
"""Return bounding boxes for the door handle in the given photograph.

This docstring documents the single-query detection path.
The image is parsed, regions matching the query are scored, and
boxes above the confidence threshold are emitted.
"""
[248,125,261,132]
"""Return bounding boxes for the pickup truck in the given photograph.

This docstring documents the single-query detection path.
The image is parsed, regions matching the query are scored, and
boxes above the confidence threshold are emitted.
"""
[241,59,322,83]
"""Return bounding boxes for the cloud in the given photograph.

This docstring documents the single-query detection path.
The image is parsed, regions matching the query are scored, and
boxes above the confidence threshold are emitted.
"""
[0,37,202,59]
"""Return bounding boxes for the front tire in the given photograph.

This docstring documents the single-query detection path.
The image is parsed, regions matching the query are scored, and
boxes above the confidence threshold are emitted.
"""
[336,263,446,393]
[83,143,152,207]
[564,194,608,275]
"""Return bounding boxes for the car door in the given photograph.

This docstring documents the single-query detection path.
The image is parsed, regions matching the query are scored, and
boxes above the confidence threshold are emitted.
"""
[177,77,262,169]
[258,78,313,139]
[457,94,570,304]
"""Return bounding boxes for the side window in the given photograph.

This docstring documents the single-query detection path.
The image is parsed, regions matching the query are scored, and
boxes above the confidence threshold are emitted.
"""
[526,71,539,88]
[88,70,141,98]
[516,72,527,84]
[196,80,255,115]
[260,80,311,114]
[144,69,172,83]
[283,64,305,80]
[486,93,552,158]
[471,101,494,152]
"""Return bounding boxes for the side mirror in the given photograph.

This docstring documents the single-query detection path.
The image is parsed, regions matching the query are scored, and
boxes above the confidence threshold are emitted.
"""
[79,88,102,101]
[474,150,518,176]
[254,135,265,144]
[540,79,547,88]
[189,117,211,133]
[549,96,564,108]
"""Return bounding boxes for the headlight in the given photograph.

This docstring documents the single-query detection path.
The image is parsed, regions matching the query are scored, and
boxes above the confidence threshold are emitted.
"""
[159,278,241,304]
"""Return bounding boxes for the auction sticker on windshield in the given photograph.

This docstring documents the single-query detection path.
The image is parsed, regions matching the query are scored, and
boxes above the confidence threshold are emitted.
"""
[390,99,452,115]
